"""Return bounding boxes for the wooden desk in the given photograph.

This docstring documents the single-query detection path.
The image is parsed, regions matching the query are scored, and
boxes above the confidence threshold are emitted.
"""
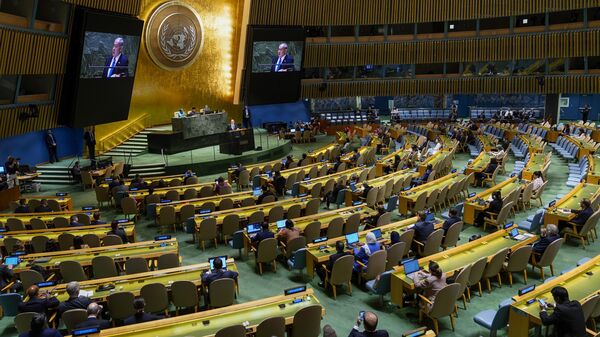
[154,191,254,215]
[21,196,73,211]
[305,216,420,278]
[588,155,600,184]
[99,174,186,189]
[0,222,136,249]
[417,150,450,175]
[543,182,600,226]
[521,153,550,181]
[227,157,298,183]
[520,134,545,153]
[344,170,415,207]
[242,204,377,255]
[508,255,600,337]
[0,187,20,212]
[340,146,371,164]
[47,260,237,302]
[17,173,42,182]
[89,164,117,178]
[127,182,214,202]
[259,162,333,186]
[375,149,407,177]
[67,289,323,337]
[463,177,522,225]
[465,152,492,175]
[307,143,339,162]
[298,166,368,195]
[565,135,596,160]
[398,172,465,215]
[478,135,498,152]
[390,226,537,306]
[0,209,100,227]
[13,239,178,273]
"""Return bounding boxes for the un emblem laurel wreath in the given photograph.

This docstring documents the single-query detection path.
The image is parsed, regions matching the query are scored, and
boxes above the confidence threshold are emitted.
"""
[159,22,197,60]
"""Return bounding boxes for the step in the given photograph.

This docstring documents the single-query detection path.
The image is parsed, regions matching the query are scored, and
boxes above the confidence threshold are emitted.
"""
[130,163,166,169]
[124,139,147,145]
[128,172,165,178]
[34,179,76,184]
[129,167,166,173]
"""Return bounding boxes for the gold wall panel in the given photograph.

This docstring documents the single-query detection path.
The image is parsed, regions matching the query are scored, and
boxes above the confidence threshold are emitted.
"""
[301,76,600,98]
[304,30,600,67]
[62,0,141,16]
[250,0,600,26]
[0,103,58,138]
[0,28,68,75]
[96,0,244,139]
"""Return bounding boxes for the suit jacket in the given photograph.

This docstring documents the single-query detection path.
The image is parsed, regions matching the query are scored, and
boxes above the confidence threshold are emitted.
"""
[108,228,128,243]
[533,234,560,255]
[252,230,274,243]
[0,265,14,290]
[442,216,461,234]
[19,328,62,337]
[84,131,96,146]
[14,206,31,213]
[18,296,59,313]
[348,328,390,337]
[571,207,593,226]
[487,199,503,214]
[45,133,57,148]
[414,221,434,242]
[75,317,111,330]
[201,269,239,287]
[34,205,53,213]
[58,296,91,315]
[326,252,349,271]
[227,124,239,131]
[271,54,295,72]
[484,163,498,174]
[102,54,129,78]
[124,312,163,325]
[540,300,587,337]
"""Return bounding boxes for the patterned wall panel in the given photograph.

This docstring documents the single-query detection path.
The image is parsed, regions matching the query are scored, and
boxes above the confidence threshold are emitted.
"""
[0,28,68,75]
[302,76,600,98]
[250,0,600,26]
[0,103,59,138]
[62,0,141,16]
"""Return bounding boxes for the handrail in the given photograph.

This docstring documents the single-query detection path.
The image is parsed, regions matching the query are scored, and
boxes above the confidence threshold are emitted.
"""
[97,113,149,156]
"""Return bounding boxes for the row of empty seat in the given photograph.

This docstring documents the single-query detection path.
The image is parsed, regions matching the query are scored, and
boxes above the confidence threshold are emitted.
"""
[391,108,450,122]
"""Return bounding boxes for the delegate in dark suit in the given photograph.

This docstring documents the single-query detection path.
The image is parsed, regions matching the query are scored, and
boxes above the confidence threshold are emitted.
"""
[532,234,560,255]
[124,312,163,325]
[45,131,58,163]
[84,129,96,160]
[18,297,59,314]
[316,241,350,283]
[540,300,587,337]
[19,328,62,337]
[570,206,593,226]
[271,54,295,72]
[102,54,129,78]
[348,328,390,337]
[442,215,461,234]
[414,220,434,242]
[58,296,92,315]
[75,317,111,330]
[201,269,239,287]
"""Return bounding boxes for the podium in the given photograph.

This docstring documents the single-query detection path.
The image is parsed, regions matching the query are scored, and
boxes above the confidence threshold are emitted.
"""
[219,128,255,155]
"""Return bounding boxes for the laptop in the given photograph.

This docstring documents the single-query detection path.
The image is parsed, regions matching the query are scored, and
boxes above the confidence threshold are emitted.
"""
[345,232,359,249]
[403,259,420,278]
[349,182,357,191]
[208,256,228,271]
[290,129,296,132]
[253,188,262,197]
[276,219,286,230]
[424,212,435,222]
[4,256,20,266]
[371,229,382,240]
[509,227,527,241]
[247,223,261,234]
[199,209,212,215]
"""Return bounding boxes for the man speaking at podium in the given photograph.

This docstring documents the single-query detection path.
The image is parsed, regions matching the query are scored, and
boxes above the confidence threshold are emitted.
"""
[271,43,294,72]
[103,37,129,78]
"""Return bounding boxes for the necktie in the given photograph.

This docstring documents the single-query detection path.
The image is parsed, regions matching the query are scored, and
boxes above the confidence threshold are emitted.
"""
[275,57,282,71]
[107,57,116,77]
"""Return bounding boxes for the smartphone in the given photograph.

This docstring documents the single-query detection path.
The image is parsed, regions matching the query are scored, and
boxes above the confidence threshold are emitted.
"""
[359,311,365,321]
[538,299,546,306]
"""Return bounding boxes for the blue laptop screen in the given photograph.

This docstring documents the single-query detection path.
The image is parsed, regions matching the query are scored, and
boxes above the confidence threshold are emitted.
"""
[276,220,286,229]
[209,256,227,271]
[247,223,261,234]
[403,259,420,275]
[372,229,382,239]
[345,232,359,245]
[253,189,261,197]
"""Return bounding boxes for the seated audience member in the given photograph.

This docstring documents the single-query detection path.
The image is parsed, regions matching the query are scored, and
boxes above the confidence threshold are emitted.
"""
[213,177,230,195]
[69,215,85,227]
[90,212,106,225]
[328,156,342,174]
[348,311,389,337]
[324,181,345,209]
[75,302,110,329]
[0,258,15,291]
[360,182,372,199]
[34,199,53,213]
[300,153,308,165]
[108,177,120,191]
[58,281,91,316]
[108,220,128,243]
[124,298,163,325]
[474,158,498,187]
[532,224,560,257]
[351,149,361,164]
[316,241,349,288]
[72,236,88,250]
[568,199,593,228]
[200,256,239,287]
[129,175,147,190]
[277,219,300,244]
[442,208,461,234]
[539,286,586,337]
[251,222,274,246]
[531,171,544,193]
[18,313,62,337]
[18,285,59,314]
[388,231,401,247]
[475,191,503,228]
[272,171,286,196]
[365,202,386,229]
[322,325,338,337]
[353,232,382,272]
[412,164,433,186]
[341,139,351,153]
[284,155,294,169]
[14,199,30,213]
[414,211,435,244]
[71,161,82,183]
[257,184,277,204]
[413,261,447,311]
[0,175,8,191]
[183,169,195,179]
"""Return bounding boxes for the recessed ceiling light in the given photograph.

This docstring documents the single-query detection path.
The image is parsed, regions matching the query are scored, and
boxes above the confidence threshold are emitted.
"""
[522,19,528,24]
[449,24,455,30]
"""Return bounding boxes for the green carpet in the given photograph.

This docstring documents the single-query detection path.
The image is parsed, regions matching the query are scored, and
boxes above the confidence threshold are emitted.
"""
[1,139,598,337]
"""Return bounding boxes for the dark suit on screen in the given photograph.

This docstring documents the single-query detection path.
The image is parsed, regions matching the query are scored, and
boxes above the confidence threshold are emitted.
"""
[103,54,129,78]
[271,54,295,72]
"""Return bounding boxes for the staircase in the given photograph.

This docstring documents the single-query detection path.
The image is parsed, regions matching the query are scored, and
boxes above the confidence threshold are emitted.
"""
[34,164,76,185]
[103,130,149,157]
[127,162,166,178]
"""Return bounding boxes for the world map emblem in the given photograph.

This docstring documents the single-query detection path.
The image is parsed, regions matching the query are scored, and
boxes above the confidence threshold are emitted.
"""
[145,1,204,70]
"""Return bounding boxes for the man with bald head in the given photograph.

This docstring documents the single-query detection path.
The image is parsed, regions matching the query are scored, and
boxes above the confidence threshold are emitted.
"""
[348,311,389,337]
[103,37,129,78]
[271,43,295,72]
[18,285,59,314]
[75,302,110,329]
